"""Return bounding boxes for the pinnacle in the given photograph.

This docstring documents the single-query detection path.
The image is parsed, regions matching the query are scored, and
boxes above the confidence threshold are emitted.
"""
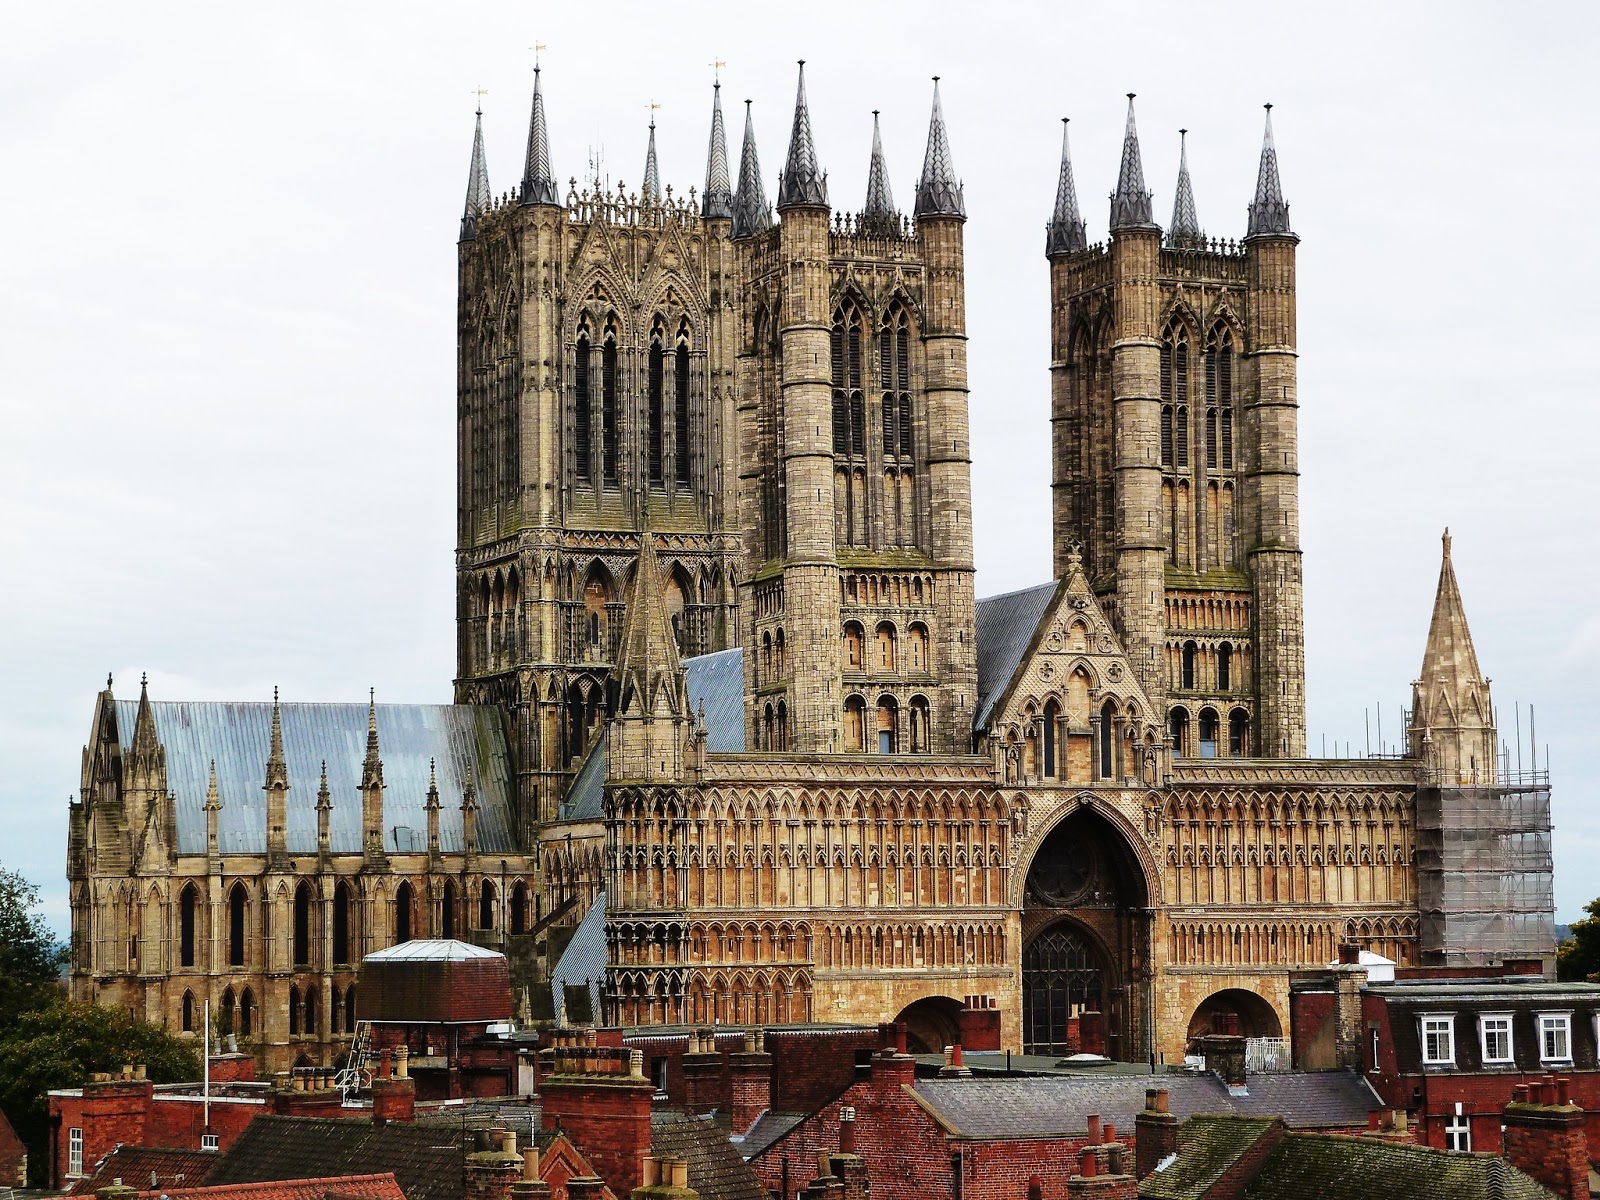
[461,105,491,240]
[863,110,896,219]
[642,117,662,206]
[362,688,384,790]
[521,65,559,207]
[1109,93,1156,231]
[1246,103,1293,238]
[732,99,771,238]
[777,61,827,210]
[265,685,288,790]
[1419,528,1484,693]
[1167,129,1202,246]
[1046,118,1087,257]
[914,76,964,219]
[614,529,686,717]
[703,82,734,220]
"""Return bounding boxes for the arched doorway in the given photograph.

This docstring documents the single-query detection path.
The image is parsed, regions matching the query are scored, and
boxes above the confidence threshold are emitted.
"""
[1186,989,1283,1041]
[895,995,965,1055]
[1021,803,1153,1060]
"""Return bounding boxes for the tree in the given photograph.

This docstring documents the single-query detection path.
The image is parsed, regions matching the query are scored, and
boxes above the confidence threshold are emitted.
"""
[1557,896,1600,982]
[0,1002,201,1186]
[0,865,66,1030]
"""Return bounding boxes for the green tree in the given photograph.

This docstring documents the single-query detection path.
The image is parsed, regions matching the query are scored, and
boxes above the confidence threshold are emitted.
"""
[0,1002,202,1186]
[1557,897,1600,982]
[0,865,67,1029]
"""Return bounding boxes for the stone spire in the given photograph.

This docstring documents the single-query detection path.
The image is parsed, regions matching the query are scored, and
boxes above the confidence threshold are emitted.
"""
[264,686,288,791]
[777,61,827,210]
[425,758,441,857]
[315,759,332,858]
[129,673,163,772]
[642,116,663,206]
[1167,129,1202,246]
[860,110,897,231]
[520,65,559,206]
[702,83,734,220]
[1046,118,1088,257]
[204,759,222,858]
[461,103,491,241]
[264,687,289,864]
[614,530,686,718]
[914,77,964,219]
[460,762,479,857]
[361,689,383,790]
[361,689,387,864]
[1246,104,1292,238]
[1408,530,1496,784]
[732,100,771,238]
[1109,93,1156,231]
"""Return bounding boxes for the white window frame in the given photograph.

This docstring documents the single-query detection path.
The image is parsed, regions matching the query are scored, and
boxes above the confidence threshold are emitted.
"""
[201,1133,220,1152]
[1537,1011,1573,1064]
[69,1126,83,1176]
[1445,1111,1472,1153]
[1420,1013,1456,1066]
[1478,1012,1514,1065]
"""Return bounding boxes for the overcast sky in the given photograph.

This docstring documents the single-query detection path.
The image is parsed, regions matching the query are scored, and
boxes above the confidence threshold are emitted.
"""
[3,1,1597,934]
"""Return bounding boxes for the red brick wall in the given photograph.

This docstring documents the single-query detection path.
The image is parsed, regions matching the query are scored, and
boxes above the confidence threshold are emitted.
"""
[1290,990,1337,1069]
[539,1075,653,1197]
[50,1080,153,1186]
[1503,1103,1590,1200]
[146,1097,260,1153]
[206,1055,256,1084]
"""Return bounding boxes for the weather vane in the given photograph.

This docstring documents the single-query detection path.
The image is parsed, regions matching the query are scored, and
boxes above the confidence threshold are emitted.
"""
[472,86,488,114]
[710,59,726,83]
[531,42,546,67]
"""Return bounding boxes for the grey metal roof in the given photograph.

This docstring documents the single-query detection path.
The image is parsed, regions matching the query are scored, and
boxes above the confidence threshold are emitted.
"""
[1046,119,1088,257]
[117,700,516,857]
[911,1071,1378,1139]
[1246,105,1292,238]
[974,581,1059,731]
[914,78,964,219]
[685,647,746,752]
[363,939,504,963]
[560,729,607,822]
[1109,94,1156,231]
[550,890,606,1024]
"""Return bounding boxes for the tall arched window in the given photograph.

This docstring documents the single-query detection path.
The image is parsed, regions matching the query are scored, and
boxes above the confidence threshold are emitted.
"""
[228,882,247,967]
[876,622,896,671]
[180,883,198,969]
[908,623,928,673]
[441,880,457,939]
[304,985,317,1036]
[480,879,496,931]
[292,882,312,968]
[601,320,619,484]
[344,985,357,1033]
[775,699,788,752]
[1229,708,1250,757]
[910,695,931,753]
[1042,699,1061,778]
[289,984,302,1035]
[1169,707,1190,756]
[876,695,899,754]
[239,987,255,1037]
[333,880,351,965]
[1160,323,1190,469]
[843,622,864,670]
[1198,708,1220,758]
[844,696,867,751]
[1217,642,1232,691]
[511,882,529,935]
[880,308,912,461]
[831,303,866,459]
[574,322,592,482]
[395,882,413,944]
[220,987,236,1036]
[647,324,665,485]
[1099,700,1117,779]
[1181,641,1197,690]
[1206,325,1236,470]
[675,323,692,486]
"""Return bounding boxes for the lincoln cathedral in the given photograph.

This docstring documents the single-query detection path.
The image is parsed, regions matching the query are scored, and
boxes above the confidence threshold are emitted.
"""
[68,62,1554,1071]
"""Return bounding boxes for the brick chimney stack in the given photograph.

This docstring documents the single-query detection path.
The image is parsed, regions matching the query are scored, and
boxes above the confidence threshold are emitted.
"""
[1065,1139,1138,1200]
[632,1155,697,1198]
[539,1037,655,1197]
[1195,1034,1247,1087]
[1135,1088,1178,1179]
[511,1143,550,1198]
[681,1029,723,1115]
[1504,1077,1590,1200]
[465,1130,524,1200]
[728,1029,772,1137]
[372,1047,417,1125]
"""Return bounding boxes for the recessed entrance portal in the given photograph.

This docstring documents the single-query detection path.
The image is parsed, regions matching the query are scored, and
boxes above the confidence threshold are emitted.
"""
[1186,988,1283,1041]
[1021,803,1153,1060]
[894,995,965,1055]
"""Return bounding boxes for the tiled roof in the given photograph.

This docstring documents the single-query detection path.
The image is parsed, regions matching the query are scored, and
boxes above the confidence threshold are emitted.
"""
[550,890,607,1022]
[1368,986,1600,1073]
[737,1110,807,1158]
[1142,1116,1277,1200]
[910,1072,1378,1138]
[68,1145,219,1195]
[114,700,517,855]
[1243,1131,1555,1200]
[206,1116,466,1200]
[127,1173,407,1200]
[651,1109,767,1200]
[974,581,1058,730]
[685,648,746,752]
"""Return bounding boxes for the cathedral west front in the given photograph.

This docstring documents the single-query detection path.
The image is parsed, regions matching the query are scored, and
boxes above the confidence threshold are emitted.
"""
[68,61,1554,1071]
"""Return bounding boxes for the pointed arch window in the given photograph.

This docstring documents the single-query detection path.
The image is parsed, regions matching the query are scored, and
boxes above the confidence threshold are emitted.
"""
[1098,700,1117,779]
[1206,325,1235,470]
[480,879,496,930]
[395,881,413,944]
[1181,641,1198,690]
[831,303,867,459]
[675,320,693,486]
[292,882,312,968]
[574,321,592,482]
[601,319,619,484]
[344,985,358,1033]
[182,989,195,1033]
[1161,324,1190,468]
[228,882,247,967]
[441,880,457,939]
[289,984,302,1035]
[333,880,351,964]
[879,309,913,459]
[180,883,198,968]
[1042,699,1061,778]
[647,321,665,485]
[511,882,529,936]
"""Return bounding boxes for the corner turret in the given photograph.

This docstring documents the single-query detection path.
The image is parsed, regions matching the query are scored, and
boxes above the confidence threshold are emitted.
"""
[1246,104,1293,239]
[702,83,734,221]
[914,77,964,219]
[1109,94,1156,231]
[520,65,559,207]
[776,62,827,210]
[461,102,491,241]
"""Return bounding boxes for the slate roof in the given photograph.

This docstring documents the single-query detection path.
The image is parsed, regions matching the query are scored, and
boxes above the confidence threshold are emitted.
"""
[205,1115,466,1200]
[651,1109,767,1200]
[68,1144,219,1195]
[910,1072,1378,1138]
[114,700,517,856]
[973,581,1058,731]
[1243,1131,1555,1200]
[1141,1116,1277,1200]
[550,889,607,1022]
[126,1174,407,1200]
[737,1109,807,1158]
[560,728,608,821]
[685,648,747,752]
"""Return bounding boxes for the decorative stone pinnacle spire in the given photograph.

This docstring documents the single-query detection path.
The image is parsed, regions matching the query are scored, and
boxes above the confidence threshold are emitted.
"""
[915,76,964,219]
[1167,129,1202,247]
[461,104,491,241]
[777,61,827,210]
[1409,529,1495,782]
[361,688,384,790]
[732,100,772,238]
[1109,93,1156,231]
[265,686,288,790]
[205,759,221,811]
[316,760,331,809]
[615,529,687,717]
[642,115,662,206]
[863,110,896,217]
[131,672,160,759]
[1046,118,1088,257]
[462,761,477,810]
[1419,527,1485,693]
[425,758,440,810]
[520,65,559,206]
[1246,103,1293,238]
[703,83,734,220]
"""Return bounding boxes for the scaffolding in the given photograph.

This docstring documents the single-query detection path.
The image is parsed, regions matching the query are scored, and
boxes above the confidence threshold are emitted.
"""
[1415,770,1554,966]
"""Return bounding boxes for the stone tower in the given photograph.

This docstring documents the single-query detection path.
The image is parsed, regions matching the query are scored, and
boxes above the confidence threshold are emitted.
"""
[1408,530,1497,785]
[735,68,977,755]
[454,67,742,833]
[1048,100,1306,760]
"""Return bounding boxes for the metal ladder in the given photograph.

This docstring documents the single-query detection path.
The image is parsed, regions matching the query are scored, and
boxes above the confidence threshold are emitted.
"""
[335,1020,374,1101]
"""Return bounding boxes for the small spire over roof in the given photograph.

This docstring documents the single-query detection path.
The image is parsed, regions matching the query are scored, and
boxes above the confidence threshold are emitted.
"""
[703,83,734,220]
[461,103,492,241]
[1246,103,1293,238]
[1109,93,1156,231]
[204,759,222,811]
[615,529,687,717]
[264,686,288,791]
[863,110,896,219]
[1167,129,1202,247]
[915,77,964,219]
[131,672,160,758]
[1419,527,1485,692]
[732,100,772,238]
[425,757,440,811]
[520,65,559,206]
[1046,118,1088,257]
[642,110,662,206]
[462,761,477,810]
[777,61,828,210]
[361,688,384,790]
[316,760,331,810]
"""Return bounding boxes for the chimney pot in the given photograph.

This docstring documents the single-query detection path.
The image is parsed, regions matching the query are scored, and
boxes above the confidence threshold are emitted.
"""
[1109,1146,1125,1175]
[1559,1077,1573,1106]
[523,1146,540,1182]
[1104,1122,1116,1144]
[629,1048,645,1080]
[1087,1114,1101,1143]
[667,1158,688,1188]
[1079,1147,1098,1177]
[642,1157,661,1187]
[396,1046,410,1078]
[379,1049,392,1080]
[502,1131,517,1156]
[951,1043,965,1068]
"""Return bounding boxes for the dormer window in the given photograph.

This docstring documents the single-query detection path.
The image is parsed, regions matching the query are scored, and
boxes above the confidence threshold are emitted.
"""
[1478,1013,1513,1065]
[1538,1012,1573,1063]
[1420,1013,1455,1066]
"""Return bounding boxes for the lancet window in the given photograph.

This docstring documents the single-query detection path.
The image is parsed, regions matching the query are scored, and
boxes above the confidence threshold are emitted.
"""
[1160,324,1190,469]
[601,319,619,484]
[675,320,693,486]
[574,320,592,482]
[648,320,665,485]
[1205,325,1236,471]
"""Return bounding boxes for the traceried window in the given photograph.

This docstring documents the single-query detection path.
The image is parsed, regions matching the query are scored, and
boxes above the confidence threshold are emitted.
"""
[1539,1012,1572,1062]
[675,321,693,486]
[648,322,665,485]
[1420,1014,1456,1065]
[1160,324,1190,469]
[1479,1013,1513,1064]
[601,319,619,484]
[574,321,592,482]
[1205,325,1236,470]
[880,308,913,458]
[831,302,867,457]
[1042,699,1061,778]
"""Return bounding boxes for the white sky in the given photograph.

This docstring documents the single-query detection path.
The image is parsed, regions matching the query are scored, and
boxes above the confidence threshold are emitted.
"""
[3,1,1597,935]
